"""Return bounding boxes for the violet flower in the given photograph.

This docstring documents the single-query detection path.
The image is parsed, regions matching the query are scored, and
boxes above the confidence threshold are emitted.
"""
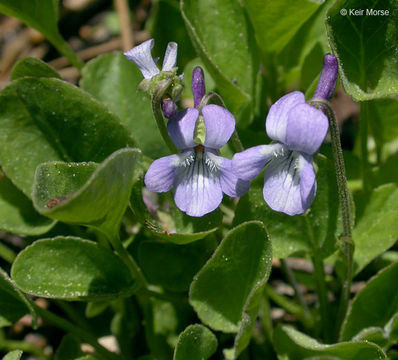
[144,68,250,217]
[124,39,177,79]
[232,92,329,216]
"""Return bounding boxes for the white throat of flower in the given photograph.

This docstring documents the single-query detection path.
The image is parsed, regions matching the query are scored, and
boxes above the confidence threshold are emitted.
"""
[175,148,221,183]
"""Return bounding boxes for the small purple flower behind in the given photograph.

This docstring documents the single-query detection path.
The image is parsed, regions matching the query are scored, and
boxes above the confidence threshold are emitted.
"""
[144,105,250,217]
[124,39,178,79]
[232,92,328,216]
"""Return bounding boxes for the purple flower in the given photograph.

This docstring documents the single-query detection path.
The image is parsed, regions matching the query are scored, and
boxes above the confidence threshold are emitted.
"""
[124,39,178,79]
[144,105,250,217]
[232,92,328,216]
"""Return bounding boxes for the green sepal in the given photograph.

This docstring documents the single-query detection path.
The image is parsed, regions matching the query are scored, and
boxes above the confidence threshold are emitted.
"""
[193,115,206,145]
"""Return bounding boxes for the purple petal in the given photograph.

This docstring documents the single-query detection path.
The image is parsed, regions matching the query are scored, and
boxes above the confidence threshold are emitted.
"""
[266,92,305,143]
[162,42,178,71]
[313,54,338,101]
[124,39,160,79]
[232,143,286,181]
[263,153,316,216]
[162,99,178,119]
[218,157,250,197]
[173,151,222,217]
[192,67,205,108]
[144,154,180,192]
[167,108,199,149]
[285,103,329,155]
[202,105,235,149]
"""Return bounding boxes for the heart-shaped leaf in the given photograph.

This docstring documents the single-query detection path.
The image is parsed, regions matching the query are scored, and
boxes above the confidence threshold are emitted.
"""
[190,221,272,332]
[173,324,217,360]
[32,148,139,240]
[326,0,398,100]
[11,237,135,300]
[0,77,136,198]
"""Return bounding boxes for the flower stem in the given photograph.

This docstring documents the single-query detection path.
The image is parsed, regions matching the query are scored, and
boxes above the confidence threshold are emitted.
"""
[264,285,313,328]
[309,99,354,341]
[280,259,313,326]
[0,241,16,263]
[51,34,84,70]
[197,91,244,152]
[110,234,148,291]
[152,78,179,153]
[0,330,49,359]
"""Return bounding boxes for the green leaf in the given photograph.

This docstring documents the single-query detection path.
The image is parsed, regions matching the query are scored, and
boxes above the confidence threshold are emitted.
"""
[371,153,398,187]
[80,53,167,159]
[143,298,191,360]
[111,299,140,359]
[138,237,216,292]
[274,325,387,359]
[326,0,398,101]
[10,57,61,81]
[85,302,108,318]
[0,0,83,69]
[0,173,55,235]
[233,183,309,258]
[181,0,257,125]
[0,268,37,328]
[32,148,139,240]
[11,237,135,300]
[341,262,398,341]
[233,156,339,258]
[353,184,398,274]
[2,350,22,360]
[368,98,398,151]
[243,0,321,54]
[0,77,136,198]
[189,221,272,339]
[173,324,217,360]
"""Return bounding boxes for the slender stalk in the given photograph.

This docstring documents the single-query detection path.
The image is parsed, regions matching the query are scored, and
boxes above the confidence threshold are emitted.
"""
[152,78,179,153]
[34,306,121,360]
[280,259,312,326]
[197,92,244,152]
[264,285,313,328]
[51,34,84,70]
[110,234,148,291]
[260,294,274,341]
[309,99,354,341]
[0,241,16,263]
[0,337,49,359]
